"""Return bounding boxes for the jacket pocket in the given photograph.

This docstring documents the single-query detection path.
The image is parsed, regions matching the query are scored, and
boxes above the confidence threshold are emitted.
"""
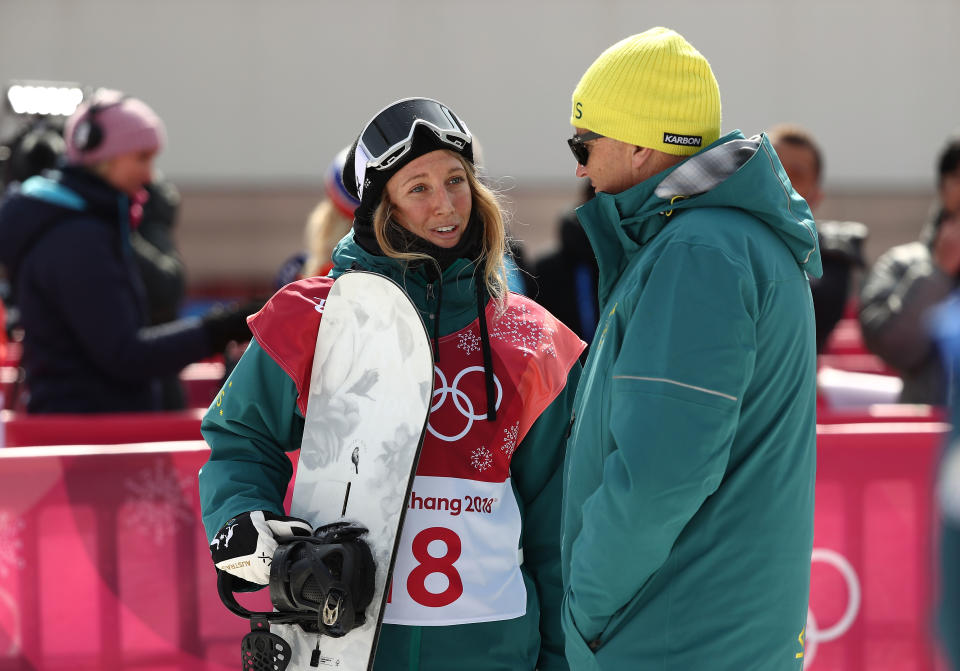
[591,557,670,656]
[561,592,603,671]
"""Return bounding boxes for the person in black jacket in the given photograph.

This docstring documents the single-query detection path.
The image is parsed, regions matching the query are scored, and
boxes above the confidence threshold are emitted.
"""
[858,137,960,403]
[132,174,193,409]
[767,123,868,353]
[0,89,252,413]
[530,182,598,356]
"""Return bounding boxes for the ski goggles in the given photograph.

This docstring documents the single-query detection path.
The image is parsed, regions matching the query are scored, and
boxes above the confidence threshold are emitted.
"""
[567,130,604,166]
[353,97,472,200]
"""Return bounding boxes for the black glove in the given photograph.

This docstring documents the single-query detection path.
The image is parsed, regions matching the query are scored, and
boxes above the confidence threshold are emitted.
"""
[201,300,262,352]
[209,511,312,588]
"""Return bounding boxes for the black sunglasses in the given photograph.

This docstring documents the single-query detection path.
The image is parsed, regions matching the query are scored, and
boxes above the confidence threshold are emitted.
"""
[567,131,604,166]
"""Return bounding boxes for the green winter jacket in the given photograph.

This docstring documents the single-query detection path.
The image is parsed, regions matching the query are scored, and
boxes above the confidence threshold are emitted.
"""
[561,131,821,670]
[199,236,580,671]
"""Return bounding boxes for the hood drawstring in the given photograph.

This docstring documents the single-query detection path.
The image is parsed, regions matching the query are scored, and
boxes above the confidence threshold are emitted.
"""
[425,263,443,362]
[432,276,444,362]
[475,279,497,422]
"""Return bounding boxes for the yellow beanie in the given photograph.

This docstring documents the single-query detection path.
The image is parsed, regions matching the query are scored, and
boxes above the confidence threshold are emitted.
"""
[571,27,721,156]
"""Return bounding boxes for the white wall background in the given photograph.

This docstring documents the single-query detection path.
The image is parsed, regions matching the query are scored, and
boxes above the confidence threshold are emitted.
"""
[2,0,958,191]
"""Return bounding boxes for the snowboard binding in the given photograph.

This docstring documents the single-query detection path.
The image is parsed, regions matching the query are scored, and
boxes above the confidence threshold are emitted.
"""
[218,521,376,642]
[270,521,376,636]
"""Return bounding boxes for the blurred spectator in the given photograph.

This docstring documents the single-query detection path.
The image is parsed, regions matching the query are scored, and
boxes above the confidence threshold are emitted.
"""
[0,121,70,355]
[768,123,868,353]
[132,174,191,409]
[2,119,187,327]
[941,445,960,670]
[0,89,254,413]
[930,294,960,668]
[275,146,358,287]
[1,116,193,409]
[859,136,960,404]
[530,181,598,349]
[134,176,185,324]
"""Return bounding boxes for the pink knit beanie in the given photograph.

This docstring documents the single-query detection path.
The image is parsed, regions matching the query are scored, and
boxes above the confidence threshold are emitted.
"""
[64,89,166,165]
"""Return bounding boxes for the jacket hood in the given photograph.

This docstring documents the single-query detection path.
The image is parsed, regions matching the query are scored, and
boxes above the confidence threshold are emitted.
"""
[577,130,822,300]
[0,167,128,279]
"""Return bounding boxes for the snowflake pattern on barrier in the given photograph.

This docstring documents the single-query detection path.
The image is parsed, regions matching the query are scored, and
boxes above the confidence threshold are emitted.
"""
[122,460,195,545]
[458,330,481,356]
[0,512,25,578]
[500,422,519,457]
[490,303,556,358]
[470,446,493,472]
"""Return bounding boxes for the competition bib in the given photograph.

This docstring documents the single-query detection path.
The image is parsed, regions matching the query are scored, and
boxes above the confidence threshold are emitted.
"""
[382,475,524,626]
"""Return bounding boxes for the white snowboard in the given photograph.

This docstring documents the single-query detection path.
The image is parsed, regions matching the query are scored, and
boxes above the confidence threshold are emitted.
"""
[274,271,433,670]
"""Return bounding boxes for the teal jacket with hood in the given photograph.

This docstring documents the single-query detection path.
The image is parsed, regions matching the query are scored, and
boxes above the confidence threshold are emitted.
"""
[561,131,821,670]
[199,234,583,671]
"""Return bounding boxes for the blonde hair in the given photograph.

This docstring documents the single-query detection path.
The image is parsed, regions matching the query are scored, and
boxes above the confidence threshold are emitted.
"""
[371,152,509,305]
[301,199,353,277]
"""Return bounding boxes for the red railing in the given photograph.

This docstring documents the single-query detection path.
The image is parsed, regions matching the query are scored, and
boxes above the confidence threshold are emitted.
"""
[2,409,205,447]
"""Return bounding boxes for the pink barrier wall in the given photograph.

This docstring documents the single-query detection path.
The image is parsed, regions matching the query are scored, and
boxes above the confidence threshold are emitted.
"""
[809,423,947,670]
[0,441,258,670]
[0,419,950,669]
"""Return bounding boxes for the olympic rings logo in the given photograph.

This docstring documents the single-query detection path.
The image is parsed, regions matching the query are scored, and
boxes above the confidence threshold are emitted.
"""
[804,548,861,668]
[427,366,502,442]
